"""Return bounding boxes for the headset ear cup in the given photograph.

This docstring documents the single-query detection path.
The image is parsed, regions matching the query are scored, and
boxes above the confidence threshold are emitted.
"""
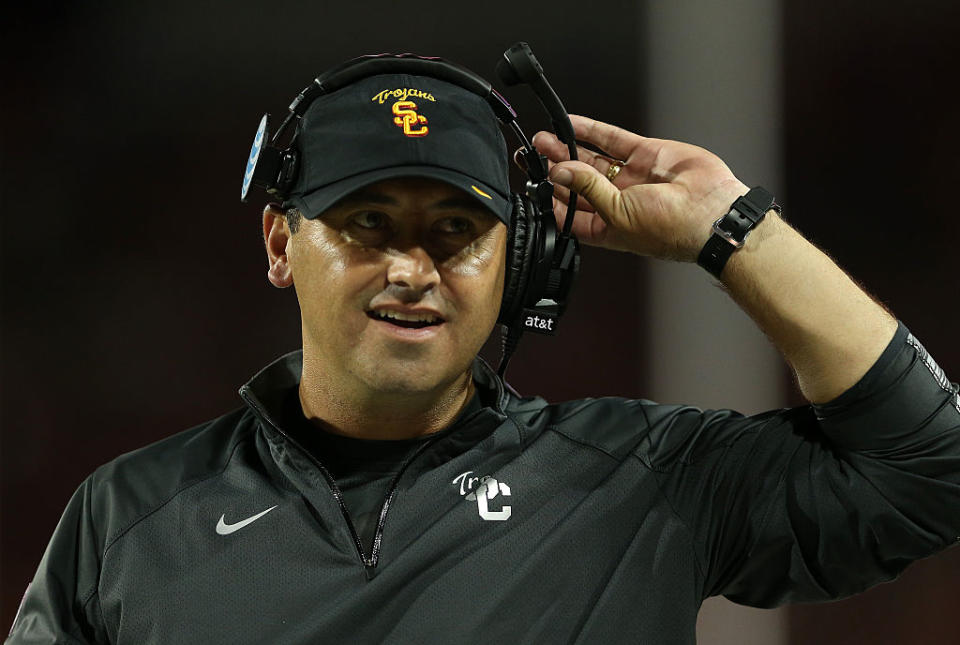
[497,194,536,325]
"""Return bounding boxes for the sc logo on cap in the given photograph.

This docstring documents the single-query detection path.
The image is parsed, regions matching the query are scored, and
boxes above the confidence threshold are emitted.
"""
[391,100,429,137]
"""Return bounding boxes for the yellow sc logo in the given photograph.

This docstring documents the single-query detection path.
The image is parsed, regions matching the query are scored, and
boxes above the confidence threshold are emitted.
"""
[391,100,429,137]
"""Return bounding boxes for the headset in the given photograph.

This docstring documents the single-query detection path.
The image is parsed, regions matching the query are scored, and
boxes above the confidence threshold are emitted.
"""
[242,42,581,379]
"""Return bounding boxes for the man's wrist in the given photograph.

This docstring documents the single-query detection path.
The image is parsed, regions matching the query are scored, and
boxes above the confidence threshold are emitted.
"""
[722,208,784,274]
[689,180,750,259]
[695,185,778,277]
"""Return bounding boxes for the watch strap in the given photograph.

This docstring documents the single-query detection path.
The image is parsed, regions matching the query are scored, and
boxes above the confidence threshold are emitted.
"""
[696,186,778,279]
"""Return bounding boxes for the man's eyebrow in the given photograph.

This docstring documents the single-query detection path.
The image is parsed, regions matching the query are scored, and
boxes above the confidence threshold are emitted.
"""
[335,189,493,216]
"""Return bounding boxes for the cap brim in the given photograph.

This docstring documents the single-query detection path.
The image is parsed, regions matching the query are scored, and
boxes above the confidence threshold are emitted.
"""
[287,165,512,225]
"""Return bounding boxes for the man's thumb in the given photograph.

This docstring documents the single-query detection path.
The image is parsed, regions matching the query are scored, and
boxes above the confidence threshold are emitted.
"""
[549,160,620,219]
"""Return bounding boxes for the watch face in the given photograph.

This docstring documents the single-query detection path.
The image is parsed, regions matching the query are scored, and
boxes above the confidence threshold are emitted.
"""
[241,114,269,202]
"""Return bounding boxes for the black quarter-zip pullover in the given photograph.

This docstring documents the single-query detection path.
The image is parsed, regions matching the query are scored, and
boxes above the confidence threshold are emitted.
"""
[8,320,960,644]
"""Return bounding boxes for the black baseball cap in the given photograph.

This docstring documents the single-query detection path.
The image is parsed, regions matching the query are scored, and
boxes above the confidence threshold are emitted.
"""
[283,73,512,224]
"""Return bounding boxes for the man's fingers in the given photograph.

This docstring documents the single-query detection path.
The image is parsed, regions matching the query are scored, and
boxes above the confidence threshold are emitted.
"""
[552,198,608,245]
[551,179,596,213]
[530,131,568,160]
[568,115,665,178]
[544,157,596,211]
[548,160,622,224]
[568,115,641,160]
[532,132,623,177]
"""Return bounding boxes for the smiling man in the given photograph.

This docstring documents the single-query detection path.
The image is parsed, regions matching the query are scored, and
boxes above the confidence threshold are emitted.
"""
[8,56,960,645]
[265,177,506,441]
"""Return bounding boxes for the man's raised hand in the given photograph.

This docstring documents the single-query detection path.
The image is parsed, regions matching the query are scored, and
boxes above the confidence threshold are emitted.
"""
[531,115,750,262]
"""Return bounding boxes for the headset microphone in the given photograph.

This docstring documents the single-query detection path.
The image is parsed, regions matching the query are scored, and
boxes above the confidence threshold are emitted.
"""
[496,43,577,153]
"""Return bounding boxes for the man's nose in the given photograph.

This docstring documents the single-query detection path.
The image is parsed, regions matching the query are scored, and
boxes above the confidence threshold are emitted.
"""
[386,245,441,294]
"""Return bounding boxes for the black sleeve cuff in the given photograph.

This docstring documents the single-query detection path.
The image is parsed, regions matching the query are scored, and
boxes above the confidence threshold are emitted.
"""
[812,320,910,416]
[812,320,960,453]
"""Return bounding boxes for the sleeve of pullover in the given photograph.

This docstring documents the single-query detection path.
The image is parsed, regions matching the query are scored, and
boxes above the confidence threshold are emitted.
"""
[643,321,960,607]
[5,477,107,644]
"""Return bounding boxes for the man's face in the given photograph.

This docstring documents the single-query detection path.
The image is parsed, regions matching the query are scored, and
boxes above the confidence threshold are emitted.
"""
[283,177,507,396]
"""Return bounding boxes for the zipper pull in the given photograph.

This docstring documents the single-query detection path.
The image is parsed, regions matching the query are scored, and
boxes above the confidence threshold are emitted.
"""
[363,558,378,581]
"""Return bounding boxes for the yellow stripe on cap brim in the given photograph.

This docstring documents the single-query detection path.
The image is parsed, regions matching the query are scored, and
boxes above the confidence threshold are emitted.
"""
[471,185,493,199]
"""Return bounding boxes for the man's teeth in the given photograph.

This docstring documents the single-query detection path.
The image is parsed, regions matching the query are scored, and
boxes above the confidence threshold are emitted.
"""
[373,310,441,324]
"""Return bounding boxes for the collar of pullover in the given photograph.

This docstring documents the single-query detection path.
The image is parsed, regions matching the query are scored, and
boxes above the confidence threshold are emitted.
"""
[237,349,513,440]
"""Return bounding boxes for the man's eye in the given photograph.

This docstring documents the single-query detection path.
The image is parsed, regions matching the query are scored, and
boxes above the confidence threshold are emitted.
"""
[352,211,387,229]
[435,217,473,235]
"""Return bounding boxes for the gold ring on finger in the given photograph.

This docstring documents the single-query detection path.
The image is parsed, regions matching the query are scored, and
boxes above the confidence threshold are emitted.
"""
[606,160,625,183]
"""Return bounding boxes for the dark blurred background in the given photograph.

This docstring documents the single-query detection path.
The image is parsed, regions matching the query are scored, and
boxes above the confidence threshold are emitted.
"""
[1,1,957,643]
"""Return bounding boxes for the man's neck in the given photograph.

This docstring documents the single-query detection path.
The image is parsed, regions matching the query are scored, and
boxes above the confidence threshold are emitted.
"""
[297,368,476,440]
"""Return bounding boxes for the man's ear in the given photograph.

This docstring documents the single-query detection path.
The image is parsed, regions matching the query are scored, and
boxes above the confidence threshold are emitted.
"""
[263,203,293,288]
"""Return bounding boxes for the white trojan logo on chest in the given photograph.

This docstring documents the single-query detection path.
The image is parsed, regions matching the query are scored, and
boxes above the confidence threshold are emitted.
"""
[452,471,512,521]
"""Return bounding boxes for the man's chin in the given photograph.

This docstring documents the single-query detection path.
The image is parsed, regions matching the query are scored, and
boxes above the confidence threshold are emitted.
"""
[353,357,464,396]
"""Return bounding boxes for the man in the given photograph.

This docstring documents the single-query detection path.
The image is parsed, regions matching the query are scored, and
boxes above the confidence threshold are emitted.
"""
[7,62,960,644]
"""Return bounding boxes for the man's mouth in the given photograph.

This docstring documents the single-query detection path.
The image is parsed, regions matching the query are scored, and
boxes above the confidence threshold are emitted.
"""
[366,310,445,329]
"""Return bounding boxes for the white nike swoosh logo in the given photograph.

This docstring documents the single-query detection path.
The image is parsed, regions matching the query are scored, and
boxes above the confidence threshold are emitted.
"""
[216,505,278,535]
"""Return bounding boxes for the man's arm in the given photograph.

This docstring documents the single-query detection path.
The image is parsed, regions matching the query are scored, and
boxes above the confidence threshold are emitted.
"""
[535,115,960,606]
[715,209,897,403]
[533,115,897,404]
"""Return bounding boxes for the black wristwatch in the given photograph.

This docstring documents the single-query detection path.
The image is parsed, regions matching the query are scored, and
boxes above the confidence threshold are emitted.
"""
[696,186,780,279]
